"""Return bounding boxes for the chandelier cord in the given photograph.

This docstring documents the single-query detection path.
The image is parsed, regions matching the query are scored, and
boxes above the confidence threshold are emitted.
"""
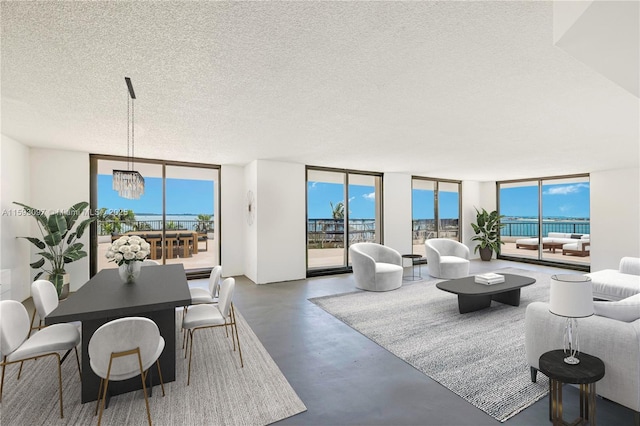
[114,77,144,200]
[127,88,130,171]
[131,95,135,171]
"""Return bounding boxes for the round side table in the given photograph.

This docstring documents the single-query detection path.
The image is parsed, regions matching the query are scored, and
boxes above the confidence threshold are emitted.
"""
[539,350,605,426]
[401,254,423,281]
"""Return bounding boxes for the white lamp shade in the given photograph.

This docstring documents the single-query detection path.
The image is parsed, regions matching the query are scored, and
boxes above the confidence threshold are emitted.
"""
[549,274,594,318]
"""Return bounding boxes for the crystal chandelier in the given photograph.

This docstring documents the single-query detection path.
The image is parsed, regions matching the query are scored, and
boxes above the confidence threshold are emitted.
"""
[113,77,145,199]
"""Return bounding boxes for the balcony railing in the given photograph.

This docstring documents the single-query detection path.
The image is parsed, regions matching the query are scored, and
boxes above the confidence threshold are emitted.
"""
[98,220,213,236]
[501,220,590,237]
[307,218,460,247]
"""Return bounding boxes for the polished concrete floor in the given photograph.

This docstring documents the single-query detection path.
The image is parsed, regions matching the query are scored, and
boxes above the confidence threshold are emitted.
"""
[225,259,637,426]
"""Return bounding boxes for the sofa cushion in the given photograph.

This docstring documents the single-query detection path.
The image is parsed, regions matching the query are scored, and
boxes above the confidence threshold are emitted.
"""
[570,234,582,239]
[586,269,640,301]
[593,294,640,322]
[620,257,640,276]
[562,242,590,251]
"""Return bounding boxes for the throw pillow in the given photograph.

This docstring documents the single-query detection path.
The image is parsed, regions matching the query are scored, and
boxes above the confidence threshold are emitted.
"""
[570,234,583,239]
[593,294,640,322]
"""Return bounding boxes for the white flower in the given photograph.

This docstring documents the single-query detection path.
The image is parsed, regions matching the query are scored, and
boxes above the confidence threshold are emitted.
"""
[106,236,150,265]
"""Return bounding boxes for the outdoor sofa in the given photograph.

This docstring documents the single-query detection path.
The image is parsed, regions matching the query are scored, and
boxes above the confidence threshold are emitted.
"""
[515,232,590,255]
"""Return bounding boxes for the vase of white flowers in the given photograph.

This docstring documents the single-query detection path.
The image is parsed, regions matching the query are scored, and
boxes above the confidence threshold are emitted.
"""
[105,235,151,284]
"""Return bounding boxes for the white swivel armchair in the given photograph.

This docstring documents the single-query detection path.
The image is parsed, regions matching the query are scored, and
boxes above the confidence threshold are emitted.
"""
[349,243,403,292]
[424,238,470,279]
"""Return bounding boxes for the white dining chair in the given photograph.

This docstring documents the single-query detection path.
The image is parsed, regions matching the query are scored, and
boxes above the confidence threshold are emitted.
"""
[30,279,78,334]
[189,265,222,305]
[183,277,243,385]
[182,265,223,348]
[0,299,81,418]
[141,259,160,267]
[88,316,165,426]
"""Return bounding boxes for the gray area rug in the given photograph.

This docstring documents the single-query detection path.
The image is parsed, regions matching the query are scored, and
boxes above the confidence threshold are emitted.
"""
[0,310,306,425]
[310,267,550,422]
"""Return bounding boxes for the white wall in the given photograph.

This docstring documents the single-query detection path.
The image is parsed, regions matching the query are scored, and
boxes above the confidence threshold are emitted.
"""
[29,149,90,292]
[0,135,31,301]
[383,173,412,255]
[3,140,636,291]
[243,161,258,283]
[254,160,306,284]
[590,167,640,271]
[462,181,482,258]
[220,164,244,277]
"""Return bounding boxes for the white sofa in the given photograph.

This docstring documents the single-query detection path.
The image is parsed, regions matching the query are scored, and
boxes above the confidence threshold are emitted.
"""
[525,298,640,418]
[586,257,640,301]
[516,232,590,254]
[349,243,403,292]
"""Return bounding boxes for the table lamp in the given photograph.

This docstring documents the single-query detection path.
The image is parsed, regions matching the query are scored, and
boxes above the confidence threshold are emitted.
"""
[549,274,594,365]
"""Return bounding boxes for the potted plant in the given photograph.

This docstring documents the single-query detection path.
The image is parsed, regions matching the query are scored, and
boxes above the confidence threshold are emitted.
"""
[14,201,96,298]
[470,207,505,261]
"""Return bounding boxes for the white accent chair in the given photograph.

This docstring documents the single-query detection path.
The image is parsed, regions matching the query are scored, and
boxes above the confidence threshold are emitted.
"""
[424,239,470,279]
[349,243,403,292]
[88,317,165,426]
[0,299,81,418]
[183,278,243,385]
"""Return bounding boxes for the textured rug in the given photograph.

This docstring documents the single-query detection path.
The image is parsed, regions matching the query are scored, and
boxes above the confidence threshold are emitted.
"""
[310,267,550,422]
[0,309,306,425]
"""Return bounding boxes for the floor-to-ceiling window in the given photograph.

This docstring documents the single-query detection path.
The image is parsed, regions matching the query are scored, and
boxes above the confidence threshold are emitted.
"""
[306,167,382,275]
[412,177,461,257]
[498,174,590,269]
[90,155,220,278]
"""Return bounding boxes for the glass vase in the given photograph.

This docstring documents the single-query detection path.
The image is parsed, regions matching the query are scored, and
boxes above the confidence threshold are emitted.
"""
[118,261,142,284]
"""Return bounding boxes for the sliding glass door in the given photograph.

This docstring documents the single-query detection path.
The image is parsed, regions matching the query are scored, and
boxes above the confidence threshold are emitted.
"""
[306,167,382,275]
[498,175,590,267]
[91,155,219,278]
[412,177,461,257]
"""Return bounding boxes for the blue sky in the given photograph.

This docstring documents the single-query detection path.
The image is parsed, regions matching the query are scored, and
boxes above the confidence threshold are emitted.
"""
[98,175,214,215]
[306,183,460,219]
[500,182,590,218]
[100,175,589,219]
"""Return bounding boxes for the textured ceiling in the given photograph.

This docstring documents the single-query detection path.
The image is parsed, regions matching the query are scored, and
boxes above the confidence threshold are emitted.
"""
[1,1,638,181]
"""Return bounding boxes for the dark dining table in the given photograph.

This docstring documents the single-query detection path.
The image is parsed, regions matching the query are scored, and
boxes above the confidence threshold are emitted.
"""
[46,263,191,403]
